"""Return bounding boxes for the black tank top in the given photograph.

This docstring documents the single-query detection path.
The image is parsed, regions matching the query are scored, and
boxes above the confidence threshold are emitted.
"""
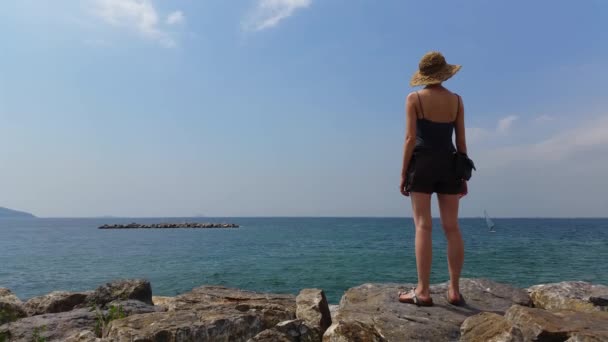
[414,92,459,152]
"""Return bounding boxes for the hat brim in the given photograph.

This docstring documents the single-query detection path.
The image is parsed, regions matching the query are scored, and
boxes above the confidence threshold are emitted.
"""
[410,64,461,87]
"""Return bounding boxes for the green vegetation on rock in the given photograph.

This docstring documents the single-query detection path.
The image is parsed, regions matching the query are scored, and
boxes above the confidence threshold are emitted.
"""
[0,304,26,325]
[32,326,47,342]
[93,304,126,337]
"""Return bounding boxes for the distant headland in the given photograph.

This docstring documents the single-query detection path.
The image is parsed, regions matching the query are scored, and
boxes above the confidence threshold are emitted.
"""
[0,207,36,218]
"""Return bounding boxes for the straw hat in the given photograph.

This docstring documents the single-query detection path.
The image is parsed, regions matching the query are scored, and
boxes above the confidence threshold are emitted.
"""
[410,51,461,87]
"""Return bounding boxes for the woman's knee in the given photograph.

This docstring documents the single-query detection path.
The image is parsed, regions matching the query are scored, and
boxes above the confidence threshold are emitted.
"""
[442,222,460,235]
[416,220,432,232]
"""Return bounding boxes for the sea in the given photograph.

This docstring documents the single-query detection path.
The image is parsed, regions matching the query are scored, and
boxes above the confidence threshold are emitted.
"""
[1,217,607,304]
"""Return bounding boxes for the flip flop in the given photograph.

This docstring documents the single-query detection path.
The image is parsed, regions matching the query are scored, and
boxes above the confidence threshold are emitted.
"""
[447,289,466,306]
[398,288,434,307]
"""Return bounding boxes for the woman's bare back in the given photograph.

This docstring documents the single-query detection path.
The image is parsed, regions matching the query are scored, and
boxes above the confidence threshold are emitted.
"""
[413,86,460,123]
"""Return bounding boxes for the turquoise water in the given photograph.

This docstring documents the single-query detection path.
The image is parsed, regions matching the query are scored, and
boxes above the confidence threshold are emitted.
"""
[1,217,607,303]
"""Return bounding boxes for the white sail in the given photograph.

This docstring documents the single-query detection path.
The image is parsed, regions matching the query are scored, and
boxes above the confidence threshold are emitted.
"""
[484,210,495,231]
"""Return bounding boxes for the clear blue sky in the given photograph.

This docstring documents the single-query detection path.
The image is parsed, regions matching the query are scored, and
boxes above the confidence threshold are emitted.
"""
[1,0,607,217]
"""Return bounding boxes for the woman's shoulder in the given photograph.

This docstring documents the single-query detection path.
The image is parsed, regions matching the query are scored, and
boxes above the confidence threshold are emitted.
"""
[405,91,420,103]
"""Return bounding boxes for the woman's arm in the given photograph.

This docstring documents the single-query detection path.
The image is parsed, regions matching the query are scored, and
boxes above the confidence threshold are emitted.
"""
[454,96,467,154]
[454,96,468,197]
[400,93,418,195]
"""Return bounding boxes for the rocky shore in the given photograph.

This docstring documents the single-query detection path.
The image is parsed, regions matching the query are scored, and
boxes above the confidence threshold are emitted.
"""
[98,222,239,229]
[1,279,607,341]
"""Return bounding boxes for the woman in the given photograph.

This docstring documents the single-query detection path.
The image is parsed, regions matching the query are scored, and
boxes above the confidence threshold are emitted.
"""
[398,51,468,307]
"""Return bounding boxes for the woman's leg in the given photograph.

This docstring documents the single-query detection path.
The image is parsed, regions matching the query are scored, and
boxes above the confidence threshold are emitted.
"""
[437,193,464,301]
[410,192,433,299]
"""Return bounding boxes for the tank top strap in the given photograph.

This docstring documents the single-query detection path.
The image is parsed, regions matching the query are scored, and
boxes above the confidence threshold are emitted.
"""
[416,91,425,119]
[454,93,461,120]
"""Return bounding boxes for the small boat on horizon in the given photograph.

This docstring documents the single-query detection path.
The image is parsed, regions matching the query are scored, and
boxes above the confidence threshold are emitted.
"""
[485,210,496,232]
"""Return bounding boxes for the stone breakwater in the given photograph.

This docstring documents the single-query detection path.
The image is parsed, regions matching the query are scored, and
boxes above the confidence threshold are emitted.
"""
[98,222,239,229]
[1,279,607,341]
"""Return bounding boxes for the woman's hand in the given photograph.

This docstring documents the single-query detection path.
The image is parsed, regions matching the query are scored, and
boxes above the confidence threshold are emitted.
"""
[400,175,410,197]
[460,180,468,198]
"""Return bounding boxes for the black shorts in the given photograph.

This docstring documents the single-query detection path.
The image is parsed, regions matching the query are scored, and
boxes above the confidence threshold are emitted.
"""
[405,150,464,195]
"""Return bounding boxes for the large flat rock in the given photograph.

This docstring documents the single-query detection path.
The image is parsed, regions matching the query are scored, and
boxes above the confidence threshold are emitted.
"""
[105,286,297,341]
[460,312,524,342]
[105,309,266,341]
[0,301,160,341]
[505,305,608,341]
[528,281,608,313]
[323,278,531,342]
[0,308,98,341]
[170,286,295,310]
